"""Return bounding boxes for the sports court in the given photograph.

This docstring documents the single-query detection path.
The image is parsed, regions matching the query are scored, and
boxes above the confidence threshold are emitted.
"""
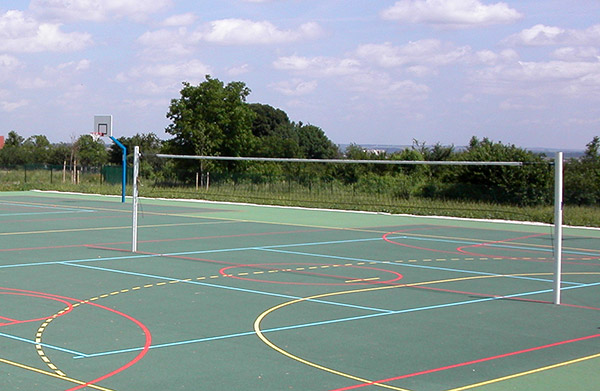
[1,190,599,391]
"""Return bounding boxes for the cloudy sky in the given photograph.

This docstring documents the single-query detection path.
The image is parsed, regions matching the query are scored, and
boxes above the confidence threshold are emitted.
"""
[2,0,600,150]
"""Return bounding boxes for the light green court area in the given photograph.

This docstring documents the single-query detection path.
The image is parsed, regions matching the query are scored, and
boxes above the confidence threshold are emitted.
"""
[0,191,598,391]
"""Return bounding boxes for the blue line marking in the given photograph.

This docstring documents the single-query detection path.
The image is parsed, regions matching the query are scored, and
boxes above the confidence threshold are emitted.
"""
[259,248,585,286]
[60,262,395,314]
[73,281,600,360]
[0,332,85,356]
[391,235,600,257]
[0,201,96,214]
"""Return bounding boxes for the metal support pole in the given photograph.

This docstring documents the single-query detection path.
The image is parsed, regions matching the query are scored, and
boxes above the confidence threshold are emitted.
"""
[132,146,140,253]
[110,136,127,203]
[553,152,563,305]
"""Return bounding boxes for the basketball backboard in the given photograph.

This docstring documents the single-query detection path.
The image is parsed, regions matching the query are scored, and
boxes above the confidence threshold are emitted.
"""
[93,115,113,137]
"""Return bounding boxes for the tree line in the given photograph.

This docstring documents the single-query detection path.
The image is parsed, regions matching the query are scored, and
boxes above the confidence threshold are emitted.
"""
[1,75,598,207]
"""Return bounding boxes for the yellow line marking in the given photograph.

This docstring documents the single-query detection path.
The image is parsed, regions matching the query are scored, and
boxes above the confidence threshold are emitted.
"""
[254,272,600,390]
[345,277,381,283]
[446,352,600,391]
[253,275,495,391]
[0,357,115,391]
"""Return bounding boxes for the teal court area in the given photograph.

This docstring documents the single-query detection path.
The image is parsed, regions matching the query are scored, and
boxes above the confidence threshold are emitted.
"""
[0,191,599,391]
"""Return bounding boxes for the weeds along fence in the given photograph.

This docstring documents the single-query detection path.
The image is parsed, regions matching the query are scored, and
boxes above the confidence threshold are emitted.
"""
[0,164,130,186]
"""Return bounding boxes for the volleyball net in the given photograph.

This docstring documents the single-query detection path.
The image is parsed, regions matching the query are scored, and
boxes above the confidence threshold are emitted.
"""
[129,150,564,303]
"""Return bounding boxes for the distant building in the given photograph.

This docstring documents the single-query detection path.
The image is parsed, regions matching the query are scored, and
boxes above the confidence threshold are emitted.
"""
[0,135,4,150]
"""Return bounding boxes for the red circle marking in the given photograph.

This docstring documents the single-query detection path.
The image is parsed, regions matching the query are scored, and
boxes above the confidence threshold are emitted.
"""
[219,263,403,285]
[0,287,151,390]
[383,231,460,254]
[0,291,74,326]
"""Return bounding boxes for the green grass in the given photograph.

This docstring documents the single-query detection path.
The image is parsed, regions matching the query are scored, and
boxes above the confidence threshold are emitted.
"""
[1,169,599,228]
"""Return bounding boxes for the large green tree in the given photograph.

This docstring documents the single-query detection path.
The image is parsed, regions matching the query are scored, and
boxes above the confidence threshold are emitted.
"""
[296,123,339,159]
[247,103,300,158]
[0,131,25,165]
[75,135,108,166]
[564,136,600,205]
[22,135,52,164]
[165,76,256,157]
[449,137,552,205]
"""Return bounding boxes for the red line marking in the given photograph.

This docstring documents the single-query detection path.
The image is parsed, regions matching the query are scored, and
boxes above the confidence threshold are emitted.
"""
[64,304,151,391]
[329,333,600,391]
[0,289,75,326]
[456,233,550,258]
[382,230,461,255]
[1,228,329,253]
[0,287,151,390]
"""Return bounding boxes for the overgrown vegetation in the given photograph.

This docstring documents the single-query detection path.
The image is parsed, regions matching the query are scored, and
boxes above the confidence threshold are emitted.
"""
[1,76,599,226]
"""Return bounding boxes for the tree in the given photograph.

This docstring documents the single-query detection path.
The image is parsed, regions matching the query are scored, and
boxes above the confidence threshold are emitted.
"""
[248,103,300,158]
[23,135,52,164]
[0,131,26,165]
[108,133,164,180]
[448,137,552,205]
[48,143,72,166]
[108,133,163,164]
[296,124,339,159]
[564,136,600,205]
[165,76,256,158]
[75,135,108,166]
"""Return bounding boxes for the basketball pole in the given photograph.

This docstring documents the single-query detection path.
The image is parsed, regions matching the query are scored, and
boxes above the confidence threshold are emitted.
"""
[132,146,140,253]
[110,136,127,204]
[553,152,563,305]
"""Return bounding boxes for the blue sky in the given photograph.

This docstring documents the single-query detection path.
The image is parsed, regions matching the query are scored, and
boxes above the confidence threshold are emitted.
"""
[1,0,600,150]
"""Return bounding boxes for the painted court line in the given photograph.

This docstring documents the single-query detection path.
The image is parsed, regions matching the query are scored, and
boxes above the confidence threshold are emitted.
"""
[60,262,396,314]
[71,287,553,359]
[0,201,96,213]
[0,332,85,356]
[74,281,600,361]
[259,248,586,286]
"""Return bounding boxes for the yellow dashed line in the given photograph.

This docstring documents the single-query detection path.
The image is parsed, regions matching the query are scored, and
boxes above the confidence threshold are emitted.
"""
[345,277,381,283]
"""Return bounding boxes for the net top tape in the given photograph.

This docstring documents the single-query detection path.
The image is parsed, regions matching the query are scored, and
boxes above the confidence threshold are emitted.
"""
[153,154,524,167]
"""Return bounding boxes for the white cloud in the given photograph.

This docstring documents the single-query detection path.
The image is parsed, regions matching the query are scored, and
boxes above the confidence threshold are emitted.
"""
[227,64,251,76]
[473,57,600,97]
[161,13,197,27]
[30,0,172,22]
[0,10,91,52]
[552,47,600,62]
[196,19,323,45]
[381,0,522,28]
[0,54,21,74]
[505,24,600,47]
[138,28,193,56]
[270,79,318,96]
[16,59,91,89]
[117,60,212,95]
[356,40,470,71]
[273,55,361,76]
[0,98,29,112]
[345,71,430,102]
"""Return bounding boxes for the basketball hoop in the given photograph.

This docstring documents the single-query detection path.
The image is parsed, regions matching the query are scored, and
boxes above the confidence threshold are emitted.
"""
[90,132,103,142]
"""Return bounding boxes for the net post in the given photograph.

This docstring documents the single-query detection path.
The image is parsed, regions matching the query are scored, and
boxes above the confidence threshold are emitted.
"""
[132,146,140,253]
[553,152,563,305]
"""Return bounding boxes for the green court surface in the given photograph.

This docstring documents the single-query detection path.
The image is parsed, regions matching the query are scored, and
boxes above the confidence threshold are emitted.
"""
[0,190,599,391]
